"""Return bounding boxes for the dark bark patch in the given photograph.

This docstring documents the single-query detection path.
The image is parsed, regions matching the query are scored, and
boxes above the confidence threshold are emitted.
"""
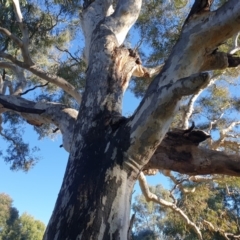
[168,148,192,162]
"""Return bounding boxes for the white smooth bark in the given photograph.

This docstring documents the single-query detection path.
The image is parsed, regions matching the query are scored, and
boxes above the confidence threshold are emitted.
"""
[127,73,211,168]
[80,0,114,63]
[106,0,142,46]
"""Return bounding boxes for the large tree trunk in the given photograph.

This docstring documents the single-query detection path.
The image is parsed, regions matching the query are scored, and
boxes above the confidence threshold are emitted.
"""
[44,127,137,239]
[44,19,141,238]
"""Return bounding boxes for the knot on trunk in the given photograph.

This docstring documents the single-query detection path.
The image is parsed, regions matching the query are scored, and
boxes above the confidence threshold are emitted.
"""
[128,48,142,65]
[186,0,213,22]
[112,47,143,92]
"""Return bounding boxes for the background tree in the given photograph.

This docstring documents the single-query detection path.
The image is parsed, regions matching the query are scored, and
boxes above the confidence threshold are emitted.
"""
[1,0,240,239]
[0,193,45,240]
[0,193,20,240]
[132,175,240,239]
[19,213,46,240]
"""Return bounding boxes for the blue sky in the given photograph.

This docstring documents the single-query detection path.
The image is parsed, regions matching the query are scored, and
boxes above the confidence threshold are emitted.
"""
[0,89,170,225]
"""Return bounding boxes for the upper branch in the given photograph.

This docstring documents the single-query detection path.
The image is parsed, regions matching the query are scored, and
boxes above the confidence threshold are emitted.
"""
[0,62,27,95]
[80,0,114,63]
[0,53,82,103]
[12,0,23,22]
[0,27,23,47]
[198,0,240,51]
[11,0,33,65]
[106,0,142,46]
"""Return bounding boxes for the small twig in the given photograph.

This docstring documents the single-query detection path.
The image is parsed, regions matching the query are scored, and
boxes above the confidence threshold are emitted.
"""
[53,128,59,133]
[20,82,49,96]
[225,184,234,196]
[162,170,194,194]
[55,46,81,64]
[127,213,135,240]
[189,175,221,183]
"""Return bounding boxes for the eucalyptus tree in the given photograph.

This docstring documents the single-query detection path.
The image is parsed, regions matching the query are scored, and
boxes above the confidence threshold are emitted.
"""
[1,0,240,239]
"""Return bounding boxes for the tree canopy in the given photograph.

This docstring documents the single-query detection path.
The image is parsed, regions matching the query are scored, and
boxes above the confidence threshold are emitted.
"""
[132,175,240,239]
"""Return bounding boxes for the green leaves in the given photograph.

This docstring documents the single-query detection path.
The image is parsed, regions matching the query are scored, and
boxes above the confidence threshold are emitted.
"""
[174,0,188,9]
[0,193,45,240]
[133,176,240,239]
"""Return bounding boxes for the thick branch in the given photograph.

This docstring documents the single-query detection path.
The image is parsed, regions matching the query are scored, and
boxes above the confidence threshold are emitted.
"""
[0,95,77,151]
[0,96,45,114]
[145,129,240,176]
[186,0,213,22]
[126,72,211,167]
[123,1,240,172]
[0,54,81,103]
[203,1,240,51]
